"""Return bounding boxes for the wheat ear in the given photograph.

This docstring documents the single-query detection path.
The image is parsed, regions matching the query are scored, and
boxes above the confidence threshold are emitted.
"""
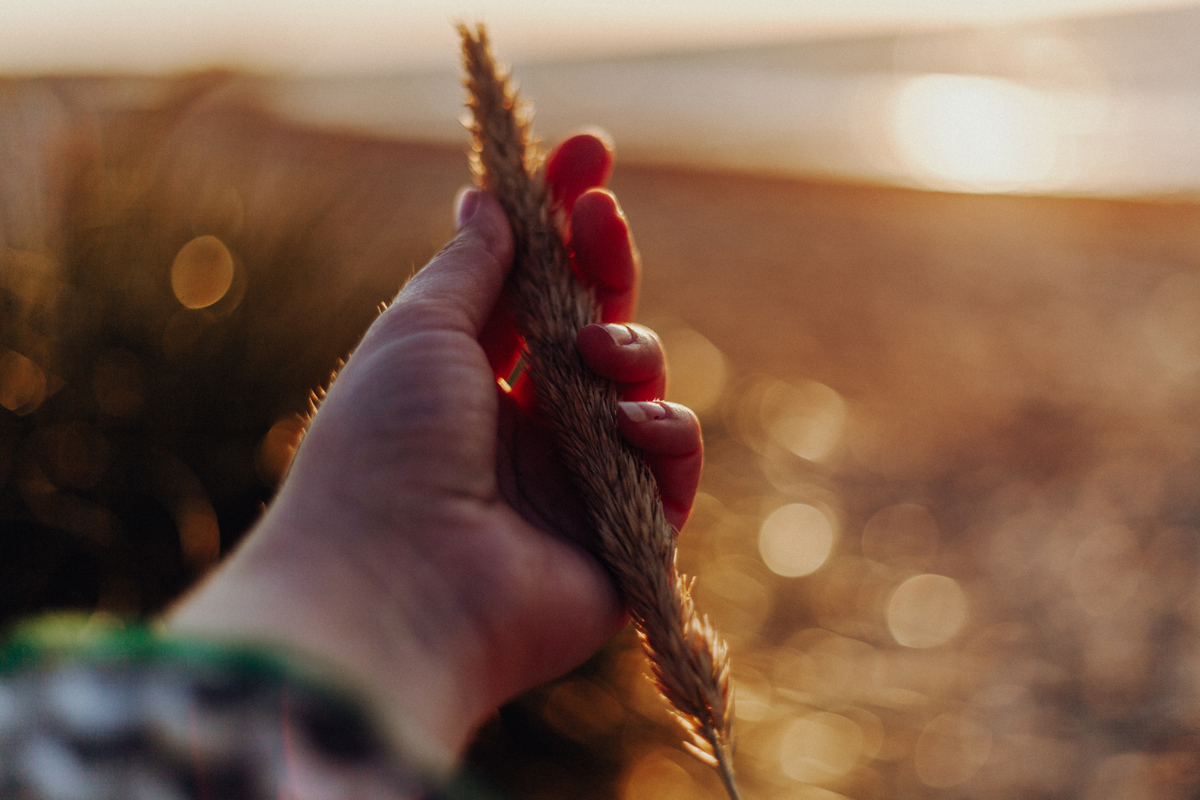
[459,25,741,800]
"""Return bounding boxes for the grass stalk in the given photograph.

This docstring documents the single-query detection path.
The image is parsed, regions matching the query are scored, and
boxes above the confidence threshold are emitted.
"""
[459,24,742,800]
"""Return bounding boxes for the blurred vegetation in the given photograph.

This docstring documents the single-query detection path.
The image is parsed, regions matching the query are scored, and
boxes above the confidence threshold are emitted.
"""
[5,74,1200,799]
[0,73,459,623]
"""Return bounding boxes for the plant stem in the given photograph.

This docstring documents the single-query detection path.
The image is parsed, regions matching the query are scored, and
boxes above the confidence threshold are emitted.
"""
[459,24,742,800]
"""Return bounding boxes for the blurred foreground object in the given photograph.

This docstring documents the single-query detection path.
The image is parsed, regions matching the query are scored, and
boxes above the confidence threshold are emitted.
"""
[0,615,428,800]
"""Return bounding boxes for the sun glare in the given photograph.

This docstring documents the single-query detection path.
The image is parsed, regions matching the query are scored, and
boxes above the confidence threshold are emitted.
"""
[890,73,1060,192]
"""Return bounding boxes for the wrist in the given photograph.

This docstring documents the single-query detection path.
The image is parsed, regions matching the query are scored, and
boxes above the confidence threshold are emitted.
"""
[167,499,495,765]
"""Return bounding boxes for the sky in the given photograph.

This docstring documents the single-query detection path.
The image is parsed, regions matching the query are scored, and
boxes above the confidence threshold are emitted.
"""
[2,0,1198,75]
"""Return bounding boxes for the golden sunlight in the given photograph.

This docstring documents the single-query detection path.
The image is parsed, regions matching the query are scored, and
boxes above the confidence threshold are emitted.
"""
[890,74,1059,192]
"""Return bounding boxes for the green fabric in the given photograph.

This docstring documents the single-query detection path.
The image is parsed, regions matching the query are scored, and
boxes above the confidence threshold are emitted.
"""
[1,613,293,683]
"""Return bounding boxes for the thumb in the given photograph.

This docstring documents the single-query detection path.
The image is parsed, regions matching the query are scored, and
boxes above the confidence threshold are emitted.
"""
[385,188,515,338]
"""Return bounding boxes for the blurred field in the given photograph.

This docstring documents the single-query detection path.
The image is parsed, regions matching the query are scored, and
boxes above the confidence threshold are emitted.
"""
[5,75,1200,798]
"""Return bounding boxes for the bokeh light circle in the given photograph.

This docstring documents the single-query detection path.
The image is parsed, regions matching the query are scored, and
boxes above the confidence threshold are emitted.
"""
[661,325,727,417]
[779,711,863,783]
[759,503,836,577]
[0,348,47,415]
[886,573,968,648]
[171,235,235,309]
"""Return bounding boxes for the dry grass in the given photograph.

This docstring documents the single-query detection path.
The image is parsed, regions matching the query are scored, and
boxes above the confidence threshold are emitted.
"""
[459,25,741,800]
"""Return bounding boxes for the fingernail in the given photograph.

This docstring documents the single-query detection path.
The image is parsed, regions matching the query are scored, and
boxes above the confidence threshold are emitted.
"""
[455,188,481,229]
[619,401,668,423]
[601,324,635,346]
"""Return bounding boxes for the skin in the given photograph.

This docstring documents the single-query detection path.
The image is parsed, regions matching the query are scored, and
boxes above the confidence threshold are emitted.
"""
[169,133,703,769]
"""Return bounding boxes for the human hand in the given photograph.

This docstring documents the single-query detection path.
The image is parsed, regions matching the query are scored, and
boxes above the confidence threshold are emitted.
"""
[169,133,703,767]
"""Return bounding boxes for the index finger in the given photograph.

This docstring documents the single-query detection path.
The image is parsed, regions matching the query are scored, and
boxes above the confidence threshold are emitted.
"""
[570,189,639,323]
[546,131,614,215]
